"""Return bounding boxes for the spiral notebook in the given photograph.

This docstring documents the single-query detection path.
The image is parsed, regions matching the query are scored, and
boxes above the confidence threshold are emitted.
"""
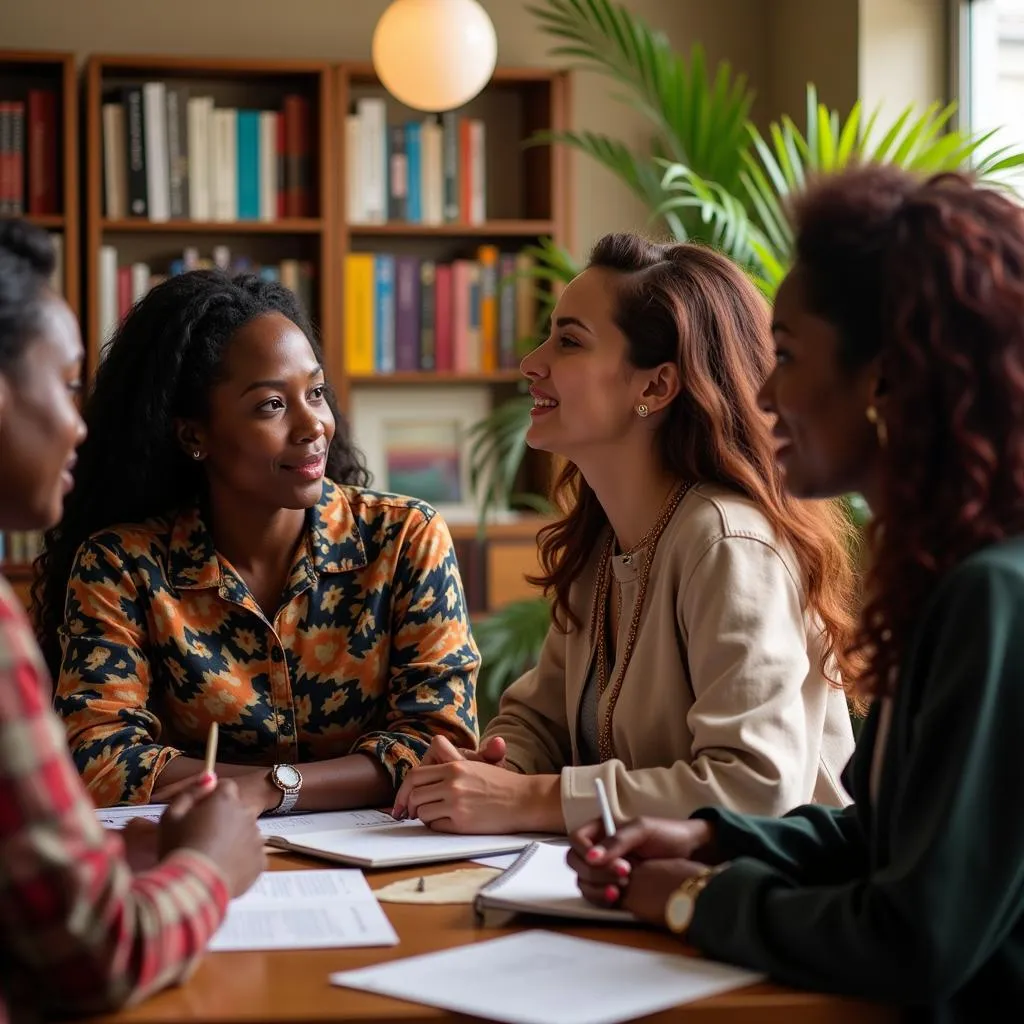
[473,842,635,924]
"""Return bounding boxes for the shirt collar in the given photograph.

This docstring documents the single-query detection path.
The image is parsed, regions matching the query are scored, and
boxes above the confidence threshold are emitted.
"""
[167,479,369,592]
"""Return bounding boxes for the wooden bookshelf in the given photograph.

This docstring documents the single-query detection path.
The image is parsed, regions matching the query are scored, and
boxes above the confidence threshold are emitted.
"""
[0,50,77,587]
[333,62,571,519]
[84,55,336,380]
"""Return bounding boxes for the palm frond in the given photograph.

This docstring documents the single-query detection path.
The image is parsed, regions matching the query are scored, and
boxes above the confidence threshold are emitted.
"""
[467,396,535,527]
[475,597,554,715]
[527,0,754,190]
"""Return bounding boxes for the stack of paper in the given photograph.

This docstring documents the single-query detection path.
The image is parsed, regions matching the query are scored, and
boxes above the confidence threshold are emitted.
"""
[331,930,764,1024]
[209,870,398,951]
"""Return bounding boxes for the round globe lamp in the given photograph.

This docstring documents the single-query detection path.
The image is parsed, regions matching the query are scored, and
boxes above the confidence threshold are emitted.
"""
[372,0,498,113]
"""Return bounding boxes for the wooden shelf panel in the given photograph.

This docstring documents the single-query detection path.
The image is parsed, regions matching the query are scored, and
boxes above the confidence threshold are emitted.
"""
[348,220,553,238]
[101,218,325,234]
[347,371,524,385]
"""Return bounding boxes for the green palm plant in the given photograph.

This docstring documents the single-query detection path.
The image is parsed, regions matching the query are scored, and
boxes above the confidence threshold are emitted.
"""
[467,0,1024,716]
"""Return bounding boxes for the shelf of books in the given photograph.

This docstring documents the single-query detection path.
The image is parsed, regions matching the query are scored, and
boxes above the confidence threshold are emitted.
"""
[85,55,335,379]
[0,50,77,586]
[334,64,570,535]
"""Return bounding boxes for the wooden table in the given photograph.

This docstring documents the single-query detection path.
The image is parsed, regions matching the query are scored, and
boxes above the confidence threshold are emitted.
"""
[86,853,899,1024]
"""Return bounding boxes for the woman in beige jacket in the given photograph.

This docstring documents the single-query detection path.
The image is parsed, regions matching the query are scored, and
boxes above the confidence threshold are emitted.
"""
[393,233,858,834]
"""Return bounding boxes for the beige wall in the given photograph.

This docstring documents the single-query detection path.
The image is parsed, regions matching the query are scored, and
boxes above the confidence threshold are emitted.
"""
[2,0,769,254]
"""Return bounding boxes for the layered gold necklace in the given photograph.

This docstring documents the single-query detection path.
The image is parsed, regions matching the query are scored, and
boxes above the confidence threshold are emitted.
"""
[589,481,694,762]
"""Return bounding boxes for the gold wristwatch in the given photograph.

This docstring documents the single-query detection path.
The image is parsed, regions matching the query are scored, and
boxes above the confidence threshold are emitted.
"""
[665,864,727,936]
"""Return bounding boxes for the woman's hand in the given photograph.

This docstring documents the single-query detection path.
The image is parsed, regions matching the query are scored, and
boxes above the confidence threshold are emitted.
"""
[418,734,510,768]
[158,777,267,898]
[154,767,280,817]
[120,817,161,872]
[607,858,713,925]
[392,760,562,834]
[566,815,720,899]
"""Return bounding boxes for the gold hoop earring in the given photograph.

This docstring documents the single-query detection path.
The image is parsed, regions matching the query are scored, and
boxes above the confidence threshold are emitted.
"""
[636,403,649,418]
[865,405,888,448]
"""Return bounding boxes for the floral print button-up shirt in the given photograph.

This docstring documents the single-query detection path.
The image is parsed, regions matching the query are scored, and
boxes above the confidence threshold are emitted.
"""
[54,480,480,806]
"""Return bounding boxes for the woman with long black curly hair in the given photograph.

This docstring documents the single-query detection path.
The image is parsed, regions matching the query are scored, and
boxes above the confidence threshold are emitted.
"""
[567,165,1024,1021]
[40,270,479,813]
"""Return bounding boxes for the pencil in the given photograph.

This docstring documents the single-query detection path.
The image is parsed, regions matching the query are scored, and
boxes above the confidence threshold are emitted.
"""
[203,721,219,777]
[594,778,616,838]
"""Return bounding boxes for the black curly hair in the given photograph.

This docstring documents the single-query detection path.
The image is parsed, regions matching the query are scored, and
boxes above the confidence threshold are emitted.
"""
[0,218,58,373]
[33,269,368,675]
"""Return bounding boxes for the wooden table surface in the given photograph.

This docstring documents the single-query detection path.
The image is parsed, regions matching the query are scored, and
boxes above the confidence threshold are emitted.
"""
[85,852,899,1024]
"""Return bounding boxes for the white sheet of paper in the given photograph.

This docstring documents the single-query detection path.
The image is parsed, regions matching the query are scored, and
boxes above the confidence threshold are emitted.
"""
[95,804,167,829]
[256,808,394,837]
[331,930,764,1024]
[209,870,398,952]
[472,852,520,870]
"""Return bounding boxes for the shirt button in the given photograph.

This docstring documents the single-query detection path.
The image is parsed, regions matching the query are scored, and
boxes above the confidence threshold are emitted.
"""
[270,647,283,663]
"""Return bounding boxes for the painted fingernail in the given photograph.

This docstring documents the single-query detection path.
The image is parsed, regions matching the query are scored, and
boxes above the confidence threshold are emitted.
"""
[614,860,630,878]
[586,846,604,863]
[604,885,620,904]
[199,771,216,788]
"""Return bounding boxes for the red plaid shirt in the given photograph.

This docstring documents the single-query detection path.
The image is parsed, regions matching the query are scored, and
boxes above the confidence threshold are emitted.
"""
[0,576,229,1022]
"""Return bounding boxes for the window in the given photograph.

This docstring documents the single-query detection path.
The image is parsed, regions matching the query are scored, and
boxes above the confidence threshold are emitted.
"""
[958,0,1024,185]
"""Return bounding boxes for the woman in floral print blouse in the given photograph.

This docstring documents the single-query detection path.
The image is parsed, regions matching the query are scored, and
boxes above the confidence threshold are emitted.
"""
[41,270,480,814]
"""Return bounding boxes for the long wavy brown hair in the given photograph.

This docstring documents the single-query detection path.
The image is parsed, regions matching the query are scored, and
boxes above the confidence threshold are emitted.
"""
[789,165,1024,698]
[529,233,861,688]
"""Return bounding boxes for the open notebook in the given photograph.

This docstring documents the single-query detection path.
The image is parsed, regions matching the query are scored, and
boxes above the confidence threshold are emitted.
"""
[265,809,542,868]
[474,842,635,924]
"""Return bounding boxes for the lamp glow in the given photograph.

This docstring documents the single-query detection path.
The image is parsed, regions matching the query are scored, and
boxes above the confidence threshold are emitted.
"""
[372,0,498,113]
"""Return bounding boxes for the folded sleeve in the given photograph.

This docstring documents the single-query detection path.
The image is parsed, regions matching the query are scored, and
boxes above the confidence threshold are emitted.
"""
[560,535,835,832]
[351,509,480,785]
[54,536,183,806]
[687,559,1024,1003]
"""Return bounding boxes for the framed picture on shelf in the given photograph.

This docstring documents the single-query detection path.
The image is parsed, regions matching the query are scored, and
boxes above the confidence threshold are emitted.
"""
[348,386,494,523]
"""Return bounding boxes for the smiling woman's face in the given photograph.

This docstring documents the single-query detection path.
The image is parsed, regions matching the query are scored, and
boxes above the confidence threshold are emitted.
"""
[757,265,880,500]
[184,312,337,513]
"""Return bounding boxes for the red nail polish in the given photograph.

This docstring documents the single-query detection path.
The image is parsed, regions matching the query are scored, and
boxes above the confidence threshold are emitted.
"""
[604,885,619,903]
[614,861,630,878]
[586,847,602,863]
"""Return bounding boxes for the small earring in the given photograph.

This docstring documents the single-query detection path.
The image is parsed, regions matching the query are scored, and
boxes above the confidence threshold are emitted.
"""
[865,405,888,448]
[636,403,649,418]
[192,449,202,460]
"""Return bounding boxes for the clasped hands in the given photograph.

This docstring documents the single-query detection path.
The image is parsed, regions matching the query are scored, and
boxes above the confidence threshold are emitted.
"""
[392,735,560,833]
[566,816,723,927]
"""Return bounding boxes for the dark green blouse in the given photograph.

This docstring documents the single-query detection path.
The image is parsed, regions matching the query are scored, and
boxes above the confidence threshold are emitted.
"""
[690,538,1024,1023]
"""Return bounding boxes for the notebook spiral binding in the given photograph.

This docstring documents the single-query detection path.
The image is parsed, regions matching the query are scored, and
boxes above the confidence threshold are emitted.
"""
[472,841,542,921]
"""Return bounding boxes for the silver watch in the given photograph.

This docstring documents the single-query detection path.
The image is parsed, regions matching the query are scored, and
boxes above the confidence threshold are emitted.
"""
[267,763,302,815]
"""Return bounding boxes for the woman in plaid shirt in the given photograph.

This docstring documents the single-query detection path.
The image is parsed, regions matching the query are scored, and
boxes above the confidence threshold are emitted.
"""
[0,219,266,1021]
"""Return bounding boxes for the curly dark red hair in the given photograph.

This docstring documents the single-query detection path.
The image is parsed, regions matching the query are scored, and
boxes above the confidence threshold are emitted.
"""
[790,165,1024,698]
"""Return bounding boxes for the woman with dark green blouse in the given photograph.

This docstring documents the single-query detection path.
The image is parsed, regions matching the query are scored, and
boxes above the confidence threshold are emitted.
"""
[567,165,1024,1023]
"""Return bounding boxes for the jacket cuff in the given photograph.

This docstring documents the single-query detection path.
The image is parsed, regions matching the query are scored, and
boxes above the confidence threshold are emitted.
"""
[559,763,614,833]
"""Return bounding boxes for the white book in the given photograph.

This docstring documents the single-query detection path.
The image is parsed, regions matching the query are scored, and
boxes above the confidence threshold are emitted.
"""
[468,118,486,224]
[142,81,170,222]
[101,103,127,219]
[355,97,387,224]
[130,262,151,303]
[332,930,765,1024]
[264,807,541,868]
[211,108,237,222]
[209,870,398,952]
[474,841,632,924]
[345,113,364,224]
[186,95,213,220]
[420,116,443,225]
[258,110,278,222]
[98,244,119,354]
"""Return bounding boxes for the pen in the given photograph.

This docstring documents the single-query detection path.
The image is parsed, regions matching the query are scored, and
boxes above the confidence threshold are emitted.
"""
[594,778,616,838]
[203,721,219,778]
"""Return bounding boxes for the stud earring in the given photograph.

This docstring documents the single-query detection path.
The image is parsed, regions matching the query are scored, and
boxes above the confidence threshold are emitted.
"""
[865,405,887,448]
[192,450,202,460]
[636,403,649,418]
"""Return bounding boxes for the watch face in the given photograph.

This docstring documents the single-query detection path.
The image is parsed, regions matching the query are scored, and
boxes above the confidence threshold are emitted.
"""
[666,892,695,934]
[275,764,301,789]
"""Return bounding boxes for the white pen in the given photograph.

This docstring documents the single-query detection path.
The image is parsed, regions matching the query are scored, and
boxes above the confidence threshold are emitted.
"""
[594,778,616,837]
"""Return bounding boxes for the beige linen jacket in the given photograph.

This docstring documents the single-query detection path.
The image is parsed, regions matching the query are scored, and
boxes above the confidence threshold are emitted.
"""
[484,484,855,832]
